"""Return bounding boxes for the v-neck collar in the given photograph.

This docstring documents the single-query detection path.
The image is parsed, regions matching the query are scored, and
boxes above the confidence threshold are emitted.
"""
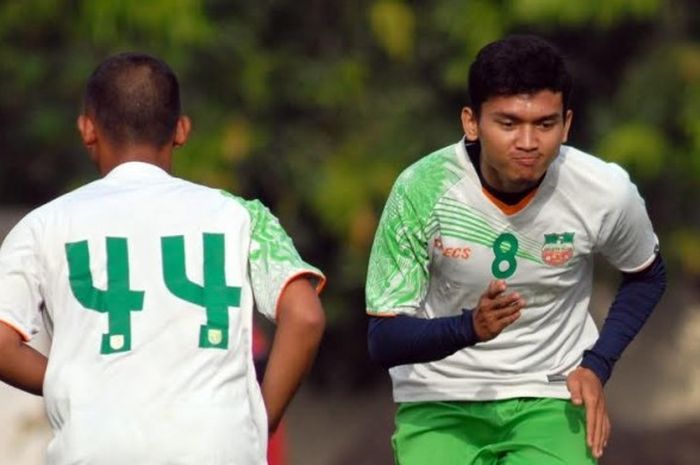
[454,138,560,217]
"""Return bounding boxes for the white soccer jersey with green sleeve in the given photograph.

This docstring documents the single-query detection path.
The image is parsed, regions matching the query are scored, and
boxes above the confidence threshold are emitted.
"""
[0,162,324,465]
[366,140,658,402]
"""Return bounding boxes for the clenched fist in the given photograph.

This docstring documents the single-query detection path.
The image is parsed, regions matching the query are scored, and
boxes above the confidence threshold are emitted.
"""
[472,280,525,342]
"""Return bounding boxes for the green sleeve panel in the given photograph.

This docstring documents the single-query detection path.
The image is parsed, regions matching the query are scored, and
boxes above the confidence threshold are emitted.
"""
[366,145,461,315]
[223,192,325,320]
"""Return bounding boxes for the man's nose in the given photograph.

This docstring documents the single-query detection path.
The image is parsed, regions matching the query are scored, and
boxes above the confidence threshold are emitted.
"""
[515,125,538,151]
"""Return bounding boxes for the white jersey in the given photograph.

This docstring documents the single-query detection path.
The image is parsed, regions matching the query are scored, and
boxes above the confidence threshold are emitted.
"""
[0,162,325,465]
[366,140,657,402]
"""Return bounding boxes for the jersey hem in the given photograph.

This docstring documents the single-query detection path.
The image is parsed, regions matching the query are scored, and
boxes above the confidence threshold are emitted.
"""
[391,384,572,402]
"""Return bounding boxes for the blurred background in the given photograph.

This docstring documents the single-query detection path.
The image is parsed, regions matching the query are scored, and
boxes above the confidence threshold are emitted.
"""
[1,0,699,463]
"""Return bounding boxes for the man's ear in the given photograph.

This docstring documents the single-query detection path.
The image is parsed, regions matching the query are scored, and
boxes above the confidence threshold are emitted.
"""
[561,109,573,143]
[77,114,97,148]
[461,107,479,142]
[173,116,191,148]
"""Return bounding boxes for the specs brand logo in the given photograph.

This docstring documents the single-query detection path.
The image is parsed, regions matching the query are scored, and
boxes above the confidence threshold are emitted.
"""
[433,237,472,260]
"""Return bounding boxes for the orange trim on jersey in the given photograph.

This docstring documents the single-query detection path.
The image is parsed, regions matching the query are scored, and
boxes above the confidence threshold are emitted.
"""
[481,187,538,215]
[0,318,31,342]
[366,311,398,317]
[274,271,327,321]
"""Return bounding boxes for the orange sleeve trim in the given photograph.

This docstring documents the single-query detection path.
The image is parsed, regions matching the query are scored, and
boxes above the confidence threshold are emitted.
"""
[0,318,31,342]
[366,311,398,318]
[481,187,538,215]
[274,271,327,321]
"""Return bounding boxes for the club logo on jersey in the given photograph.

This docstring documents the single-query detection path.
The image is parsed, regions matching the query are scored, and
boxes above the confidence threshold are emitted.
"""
[541,232,575,266]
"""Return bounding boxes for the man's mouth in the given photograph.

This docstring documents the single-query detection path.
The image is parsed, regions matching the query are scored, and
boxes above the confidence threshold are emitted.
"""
[512,156,539,167]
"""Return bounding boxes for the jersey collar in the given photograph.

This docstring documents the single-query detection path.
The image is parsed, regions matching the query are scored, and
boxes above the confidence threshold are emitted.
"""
[454,137,563,216]
[104,161,171,180]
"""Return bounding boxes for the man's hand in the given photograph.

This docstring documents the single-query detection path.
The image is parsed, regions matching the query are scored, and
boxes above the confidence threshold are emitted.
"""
[566,367,610,459]
[472,280,525,342]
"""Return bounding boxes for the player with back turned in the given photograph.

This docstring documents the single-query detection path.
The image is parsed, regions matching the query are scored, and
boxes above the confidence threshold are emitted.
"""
[366,35,666,464]
[0,52,326,465]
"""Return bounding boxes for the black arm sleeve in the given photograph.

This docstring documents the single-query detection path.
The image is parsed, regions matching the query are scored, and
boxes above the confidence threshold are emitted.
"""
[580,253,667,384]
[367,309,479,369]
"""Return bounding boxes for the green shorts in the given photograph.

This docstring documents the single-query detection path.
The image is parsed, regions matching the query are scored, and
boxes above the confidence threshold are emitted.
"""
[392,398,596,465]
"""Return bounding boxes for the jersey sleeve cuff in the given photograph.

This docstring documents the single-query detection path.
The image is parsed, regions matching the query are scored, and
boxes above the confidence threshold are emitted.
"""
[580,349,613,385]
[273,270,326,320]
[366,306,417,317]
[0,317,32,342]
[366,311,398,317]
[617,240,659,274]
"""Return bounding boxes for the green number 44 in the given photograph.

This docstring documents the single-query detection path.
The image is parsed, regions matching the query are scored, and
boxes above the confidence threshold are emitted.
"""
[66,234,241,355]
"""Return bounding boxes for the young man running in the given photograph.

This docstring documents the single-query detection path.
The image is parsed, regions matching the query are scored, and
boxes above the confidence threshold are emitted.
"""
[367,35,666,464]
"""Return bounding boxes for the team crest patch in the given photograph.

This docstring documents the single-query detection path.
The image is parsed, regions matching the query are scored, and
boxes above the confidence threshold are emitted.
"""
[208,329,223,346]
[542,232,575,266]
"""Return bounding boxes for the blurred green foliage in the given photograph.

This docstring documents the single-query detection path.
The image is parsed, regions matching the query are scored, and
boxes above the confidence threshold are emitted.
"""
[1,1,699,372]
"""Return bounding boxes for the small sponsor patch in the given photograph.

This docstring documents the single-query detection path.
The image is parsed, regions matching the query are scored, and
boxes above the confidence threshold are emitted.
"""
[547,373,567,383]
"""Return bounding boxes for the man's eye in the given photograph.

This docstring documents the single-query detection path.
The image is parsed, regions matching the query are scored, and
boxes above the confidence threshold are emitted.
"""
[499,120,514,128]
[539,121,556,129]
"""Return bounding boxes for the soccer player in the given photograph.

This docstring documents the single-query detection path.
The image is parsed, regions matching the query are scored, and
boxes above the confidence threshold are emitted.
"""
[0,52,325,465]
[366,35,666,464]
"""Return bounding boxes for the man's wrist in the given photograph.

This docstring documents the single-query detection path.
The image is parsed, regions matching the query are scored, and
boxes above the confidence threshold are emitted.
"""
[460,308,479,346]
[580,350,612,385]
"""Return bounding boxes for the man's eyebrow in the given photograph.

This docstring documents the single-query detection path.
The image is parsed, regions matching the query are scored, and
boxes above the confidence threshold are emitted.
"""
[490,111,563,122]
[535,113,563,122]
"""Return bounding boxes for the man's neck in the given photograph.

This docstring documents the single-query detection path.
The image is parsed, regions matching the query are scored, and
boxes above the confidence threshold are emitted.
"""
[96,144,173,176]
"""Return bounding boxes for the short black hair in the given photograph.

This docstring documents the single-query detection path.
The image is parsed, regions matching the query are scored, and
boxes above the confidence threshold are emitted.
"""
[84,52,181,148]
[468,35,572,116]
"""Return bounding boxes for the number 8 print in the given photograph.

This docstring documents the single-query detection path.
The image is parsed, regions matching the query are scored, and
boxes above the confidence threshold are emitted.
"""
[491,232,519,279]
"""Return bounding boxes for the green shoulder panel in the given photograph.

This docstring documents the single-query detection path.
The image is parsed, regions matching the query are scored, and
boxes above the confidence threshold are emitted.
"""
[366,144,463,314]
[221,191,324,319]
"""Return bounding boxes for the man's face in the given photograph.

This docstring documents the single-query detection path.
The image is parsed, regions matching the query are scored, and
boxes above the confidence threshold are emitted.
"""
[462,90,572,193]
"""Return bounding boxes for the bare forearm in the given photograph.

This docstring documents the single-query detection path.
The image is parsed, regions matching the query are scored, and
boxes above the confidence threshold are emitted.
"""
[261,279,325,432]
[0,323,47,396]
